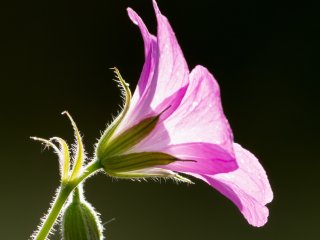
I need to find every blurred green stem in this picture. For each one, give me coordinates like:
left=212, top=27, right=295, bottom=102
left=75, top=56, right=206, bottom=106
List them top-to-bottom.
left=34, top=160, right=101, bottom=240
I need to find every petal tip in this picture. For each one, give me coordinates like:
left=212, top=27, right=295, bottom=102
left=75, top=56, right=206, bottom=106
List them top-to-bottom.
left=152, top=0, right=161, bottom=14
left=127, top=7, right=139, bottom=25
left=233, top=143, right=274, bottom=205
left=247, top=205, right=270, bottom=227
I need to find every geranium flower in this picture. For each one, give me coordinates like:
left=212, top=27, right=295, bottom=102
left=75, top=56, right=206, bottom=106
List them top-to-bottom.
left=96, top=0, right=273, bottom=227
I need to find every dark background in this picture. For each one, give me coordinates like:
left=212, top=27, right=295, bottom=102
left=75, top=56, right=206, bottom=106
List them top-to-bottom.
left=1, top=0, right=319, bottom=239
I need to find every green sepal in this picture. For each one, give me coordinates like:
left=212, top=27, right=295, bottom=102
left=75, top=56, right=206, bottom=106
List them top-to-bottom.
left=97, top=67, right=132, bottom=158
left=99, top=114, right=161, bottom=158
left=102, top=152, right=178, bottom=176
left=105, top=168, right=194, bottom=184
left=108, top=168, right=176, bottom=179
left=62, top=189, right=103, bottom=240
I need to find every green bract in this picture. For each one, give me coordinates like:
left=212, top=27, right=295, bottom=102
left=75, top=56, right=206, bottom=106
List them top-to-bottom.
left=31, top=111, right=85, bottom=184
left=31, top=111, right=104, bottom=240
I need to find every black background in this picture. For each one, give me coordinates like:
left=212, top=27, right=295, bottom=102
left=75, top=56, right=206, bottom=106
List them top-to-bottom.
left=1, top=0, right=319, bottom=239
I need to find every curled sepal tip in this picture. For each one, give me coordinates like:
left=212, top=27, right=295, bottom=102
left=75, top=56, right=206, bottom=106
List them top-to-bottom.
left=30, top=136, right=70, bottom=182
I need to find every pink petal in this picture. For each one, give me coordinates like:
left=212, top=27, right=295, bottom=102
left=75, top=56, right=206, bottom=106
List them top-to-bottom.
left=131, top=0, right=190, bottom=118
left=147, top=0, right=189, bottom=110
left=117, top=2, right=189, bottom=135
left=125, top=8, right=157, bottom=112
left=127, top=8, right=153, bottom=58
left=130, top=66, right=236, bottom=174
left=165, top=66, right=233, bottom=152
left=161, top=142, right=237, bottom=174
left=191, top=143, right=273, bottom=227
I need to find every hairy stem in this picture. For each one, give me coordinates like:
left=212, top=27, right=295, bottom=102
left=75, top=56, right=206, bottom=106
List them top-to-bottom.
left=33, top=160, right=102, bottom=240
left=34, top=185, right=73, bottom=240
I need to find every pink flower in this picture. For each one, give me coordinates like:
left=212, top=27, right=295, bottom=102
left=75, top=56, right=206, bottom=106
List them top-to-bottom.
left=98, top=0, right=273, bottom=227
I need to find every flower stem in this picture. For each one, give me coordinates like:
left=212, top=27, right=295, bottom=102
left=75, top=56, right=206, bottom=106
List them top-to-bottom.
left=33, top=160, right=102, bottom=240
left=34, top=185, right=73, bottom=240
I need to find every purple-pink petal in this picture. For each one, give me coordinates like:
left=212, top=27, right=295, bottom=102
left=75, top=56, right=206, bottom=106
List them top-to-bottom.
left=130, top=0, right=189, bottom=121
left=148, top=0, right=189, bottom=110
left=116, top=2, right=189, bottom=136
left=127, top=7, right=157, bottom=102
left=123, top=8, right=157, bottom=122
left=127, top=8, right=153, bottom=59
left=130, top=66, right=236, bottom=175
left=164, top=66, right=233, bottom=152
left=161, top=142, right=237, bottom=174
left=190, top=143, right=273, bottom=227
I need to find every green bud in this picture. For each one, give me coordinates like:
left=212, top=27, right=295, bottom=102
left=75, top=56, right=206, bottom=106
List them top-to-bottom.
left=62, top=188, right=103, bottom=240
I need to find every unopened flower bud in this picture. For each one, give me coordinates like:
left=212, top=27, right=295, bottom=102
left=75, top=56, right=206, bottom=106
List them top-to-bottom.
left=62, top=188, right=104, bottom=240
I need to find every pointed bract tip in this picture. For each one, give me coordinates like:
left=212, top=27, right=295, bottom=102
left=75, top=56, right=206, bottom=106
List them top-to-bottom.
left=62, top=111, right=78, bottom=130
left=62, top=111, right=74, bottom=122
left=30, top=136, right=50, bottom=143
